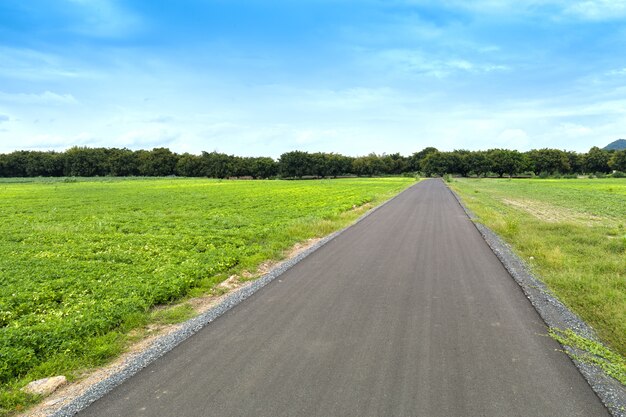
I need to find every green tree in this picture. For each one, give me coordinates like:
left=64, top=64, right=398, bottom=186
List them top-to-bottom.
left=64, top=147, right=109, bottom=176
left=409, top=147, right=438, bottom=172
left=584, top=147, right=611, bottom=174
left=108, top=148, right=139, bottom=176
left=487, top=149, right=527, bottom=177
left=526, top=149, right=570, bottom=175
left=609, top=149, right=626, bottom=172
left=279, top=151, right=314, bottom=178
left=421, top=151, right=456, bottom=177
left=466, top=151, right=492, bottom=177
left=201, top=152, right=235, bottom=178
left=175, top=153, right=204, bottom=177
left=352, top=153, right=385, bottom=176
left=250, top=157, right=278, bottom=178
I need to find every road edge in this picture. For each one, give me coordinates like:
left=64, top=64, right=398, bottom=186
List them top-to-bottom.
left=49, top=179, right=421, bottom=417
left=446, top=180, right=626, bottom=417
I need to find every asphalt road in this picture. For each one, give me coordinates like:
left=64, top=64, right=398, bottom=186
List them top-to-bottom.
left=79, top=179, right=609, bottom=417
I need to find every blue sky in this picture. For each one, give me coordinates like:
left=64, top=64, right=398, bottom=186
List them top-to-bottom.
left=1, top=0, right=625, bottom=157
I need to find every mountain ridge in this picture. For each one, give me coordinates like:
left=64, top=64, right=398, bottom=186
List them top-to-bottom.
left=603, top=139, right=626, bottom=150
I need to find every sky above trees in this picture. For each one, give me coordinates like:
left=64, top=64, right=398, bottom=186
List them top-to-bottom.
left=1, top=0, right=625, bottom=157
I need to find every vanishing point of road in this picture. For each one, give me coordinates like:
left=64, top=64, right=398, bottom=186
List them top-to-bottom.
left=79, top=179, right=609, bottom=417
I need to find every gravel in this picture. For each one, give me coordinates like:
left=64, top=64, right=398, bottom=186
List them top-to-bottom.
left=49, top=183, right=416, bottom=417
left=447, top=184, right=626, bottom=417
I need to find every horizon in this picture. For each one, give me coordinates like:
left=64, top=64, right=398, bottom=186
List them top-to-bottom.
left=1, top=1, right=626, bottom=157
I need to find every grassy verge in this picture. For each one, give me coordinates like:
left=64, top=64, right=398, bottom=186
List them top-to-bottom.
left=0, top=177, right=415, bottom=415
left=449, top=178, right=625, bottom=382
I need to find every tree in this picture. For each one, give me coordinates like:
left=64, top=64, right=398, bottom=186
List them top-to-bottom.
left=64, top=147, right=109, bottom=176
left=409, top=147, right=438, bottom=172
left=584, top=147, right=611, bottom=174
left=108, top=148, right=139, bottom=176
left=137, top=148, right=177, bottom=176
left=487, top=149, right=527, bottom=177
left=526, top=149, right=570, bottom=175
left=609, top=149, right=626, bottom=172
left=279, top=151, right=314, bottom=178
left=421, top=151, right=456, bottom=177
left=466, top=151, right=492, bottom=177
left=565, top=151, right=584, bottom=174
left=201, top=152, right=235, bottom=178
left=175, top=153, right=204, bottom=177
left=310, top=153, right=330, bottom=178
left=352, top=153, right=385, bottom=176
left=380, top=153, right=408, bottom=175
left=326, top=154, right=353, bottom=177
left=249, top=157, right=278, bottom=178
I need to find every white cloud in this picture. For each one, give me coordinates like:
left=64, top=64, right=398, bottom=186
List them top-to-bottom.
left=64, top=0, right=144, bottom=38
left=401, top=0, right=626, bottom=21
left=564, top=0, right=626, bottom=21
left=0, top=46, right=97, bottom=81
left=371, top=49, right=509, bottom=78
left=606, top=68, right=626, bottom=76
left=0, top=91, right=78, bottom=105
left=0, top=114, right=9, bottom=123
left=556, top=122, right=592, bottom=137
left=117, top=128, right=180, bottom=148
left=497, top=129, right=530, bottom=149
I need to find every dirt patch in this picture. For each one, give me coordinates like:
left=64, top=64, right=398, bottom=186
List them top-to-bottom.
left=501, top=198, right=603, bottom=226
left=19, top=237, right=323, bottom=417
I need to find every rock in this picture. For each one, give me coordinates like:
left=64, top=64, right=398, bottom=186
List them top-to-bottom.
left=21, top=376, right=67, bottom=396
left=44, top=397, right=66, bottom=406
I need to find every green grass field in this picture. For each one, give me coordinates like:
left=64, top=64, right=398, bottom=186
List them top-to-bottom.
left=0, top=177, right=414, bottom=413
left=450, top=178, right=626, bottom=383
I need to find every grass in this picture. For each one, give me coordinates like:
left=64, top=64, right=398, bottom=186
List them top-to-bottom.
left=0, top=176, right=414, bottom=415
left=450, top=178, right=625, bottom=382
left=550, top=328, right=626, bottom=385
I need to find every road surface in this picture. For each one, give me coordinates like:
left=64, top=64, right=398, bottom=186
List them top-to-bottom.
left=79, top=179, right=608, bottom=417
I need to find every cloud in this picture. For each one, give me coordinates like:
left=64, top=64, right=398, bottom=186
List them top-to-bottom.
left=64, top=0, right=144, bottom=38
left=400, top=0, right=626, bottom=21
left=564, top=0, right=626, bottom=21
left=0, top=46, right=97, bottom=81
left=370, top=49, right=509, bottom=78
left=606, top=68, right=626, bottom=76
left=0, top=91, right=78, bottom=105
left=0, top=114, right=9, bottom=123
left=145, top=115, right=176, bottom=124
left=117, top=128, right=180, bottom=148
left=497, top=128, right=530, bottom=148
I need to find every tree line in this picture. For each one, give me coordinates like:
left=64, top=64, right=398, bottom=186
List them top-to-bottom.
left=0, top=146, right=625, bottom=178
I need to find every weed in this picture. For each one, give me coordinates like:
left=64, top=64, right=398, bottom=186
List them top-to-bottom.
left=150, top=304, right=196, bottom=325
left=550, top=328, right=626, bottom=385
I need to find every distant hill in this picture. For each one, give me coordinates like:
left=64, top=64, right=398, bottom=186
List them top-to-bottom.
left=603, top=139, right=626, bottom=150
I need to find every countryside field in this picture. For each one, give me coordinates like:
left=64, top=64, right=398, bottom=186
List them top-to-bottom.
left=0, top=177, right=414, bottom=413
left=451, top=178, right=626, bottom=381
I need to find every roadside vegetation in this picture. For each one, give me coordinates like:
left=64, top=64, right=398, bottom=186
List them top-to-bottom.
left=0, top=177, right=413, bottom=414
left=450, top=178, right=626, bottom=382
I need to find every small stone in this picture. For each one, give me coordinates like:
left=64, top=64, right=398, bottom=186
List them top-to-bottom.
left=21, top=376, right=67, bottom=396
left=44, top=397, right=66, bottom=406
